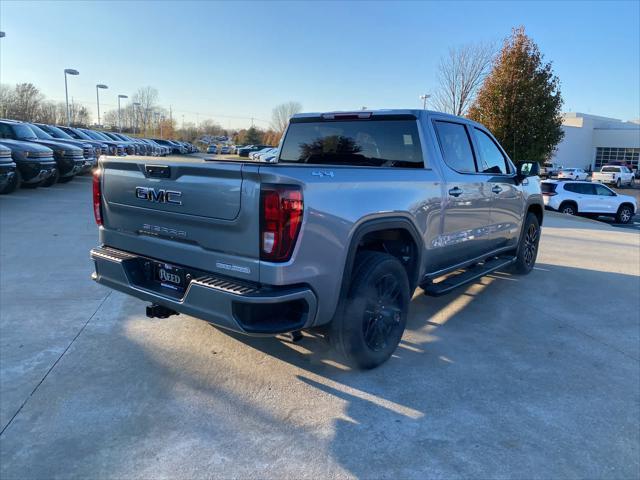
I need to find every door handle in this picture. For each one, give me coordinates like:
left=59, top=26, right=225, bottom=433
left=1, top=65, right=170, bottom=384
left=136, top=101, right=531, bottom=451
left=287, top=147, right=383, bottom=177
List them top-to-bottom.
left=491, top=185, right=503, bottom=194
left=448, top=187, right=463, bottom=197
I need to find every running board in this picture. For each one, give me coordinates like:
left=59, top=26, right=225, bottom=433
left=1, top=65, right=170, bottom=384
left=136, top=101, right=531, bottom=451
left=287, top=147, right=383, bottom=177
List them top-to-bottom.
left=422, top=256, right=516, bottom=296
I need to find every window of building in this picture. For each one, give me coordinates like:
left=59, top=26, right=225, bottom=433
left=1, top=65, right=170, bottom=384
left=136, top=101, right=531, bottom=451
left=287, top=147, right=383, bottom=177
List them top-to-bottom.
left=595, top=147, right=640, bottom=169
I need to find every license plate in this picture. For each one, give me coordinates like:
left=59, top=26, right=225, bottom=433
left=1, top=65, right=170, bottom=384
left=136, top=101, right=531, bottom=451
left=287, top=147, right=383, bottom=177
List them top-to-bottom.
left=154, top=262, right=186, bottom=291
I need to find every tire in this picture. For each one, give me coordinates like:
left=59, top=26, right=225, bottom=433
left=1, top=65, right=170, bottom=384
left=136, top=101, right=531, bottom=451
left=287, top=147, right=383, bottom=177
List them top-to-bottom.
left=0, top=169, right=19, bottom=194
left=40, top=169, right=59, bottom=187
left=20, top=170, right=41, bottom=189
left=57, top=174, right=74, bottom=184
left=616, top=178, right=621, bottom=188
left=559, top=202, right=577, bottom=216
left=616, top=204, right=634, bottom=224
left=511, top=212, right=541, bottom=275
left=329, top=251, right=410, bottom=369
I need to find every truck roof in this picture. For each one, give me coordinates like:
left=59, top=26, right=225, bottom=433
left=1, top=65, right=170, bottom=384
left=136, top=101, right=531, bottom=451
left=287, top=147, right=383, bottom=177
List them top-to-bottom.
left=290, top=109, right=471, bottom=123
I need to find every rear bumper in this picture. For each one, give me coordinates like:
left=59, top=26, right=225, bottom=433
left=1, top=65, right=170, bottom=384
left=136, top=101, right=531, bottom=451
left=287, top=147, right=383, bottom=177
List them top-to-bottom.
left=90, top=246, right=317, bottom=335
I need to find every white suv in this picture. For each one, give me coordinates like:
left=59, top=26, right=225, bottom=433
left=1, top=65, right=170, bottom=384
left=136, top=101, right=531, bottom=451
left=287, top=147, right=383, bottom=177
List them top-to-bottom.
left=542, top=180, right=636, bottom=224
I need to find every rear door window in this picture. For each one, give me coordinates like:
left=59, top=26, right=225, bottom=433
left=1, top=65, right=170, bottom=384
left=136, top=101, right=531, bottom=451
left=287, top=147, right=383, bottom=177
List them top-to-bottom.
left=279, top=119, right=423, bottom=168
left=433, top=121, right=476, bottom=173
left=473, top=128, right=509, bottom=174
left=564, top=183, right=595, bottom=194
left=595, top=184, right=615, bottom=196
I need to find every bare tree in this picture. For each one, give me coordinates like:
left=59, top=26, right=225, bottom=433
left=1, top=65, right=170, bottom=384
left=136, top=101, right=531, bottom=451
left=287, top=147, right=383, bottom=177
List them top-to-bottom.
left=432, top=43, right=495, bottom=116
left=11, top=83, right=44, bottom=121
left=0, top=84, right=15, bottom=118
left=132, top=86, right=159, bottom=134
left=35, top=101, right=59, bottom=124
left=270, top=101, right=302, bottom=134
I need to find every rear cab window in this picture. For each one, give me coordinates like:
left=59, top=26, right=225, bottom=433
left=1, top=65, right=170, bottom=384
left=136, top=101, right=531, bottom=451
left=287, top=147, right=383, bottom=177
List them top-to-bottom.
left=279, top=117, right=424, bottom=168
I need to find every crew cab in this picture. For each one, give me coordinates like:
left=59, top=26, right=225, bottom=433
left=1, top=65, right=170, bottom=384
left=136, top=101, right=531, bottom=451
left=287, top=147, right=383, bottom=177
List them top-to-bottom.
left=91, top=110, right=543, bottom=369
left=592, top=165, right=634, bottom=188
left=542, top=180, right=636, bottom=223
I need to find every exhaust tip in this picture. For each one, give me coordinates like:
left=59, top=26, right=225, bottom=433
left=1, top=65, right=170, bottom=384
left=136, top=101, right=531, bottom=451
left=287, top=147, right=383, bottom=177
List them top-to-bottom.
left=146, top=303, right=179, bottom=319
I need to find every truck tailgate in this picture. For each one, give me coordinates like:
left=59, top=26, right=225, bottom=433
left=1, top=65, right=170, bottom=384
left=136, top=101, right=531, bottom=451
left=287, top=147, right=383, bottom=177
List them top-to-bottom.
left=99, top=158, right=261, bottom=282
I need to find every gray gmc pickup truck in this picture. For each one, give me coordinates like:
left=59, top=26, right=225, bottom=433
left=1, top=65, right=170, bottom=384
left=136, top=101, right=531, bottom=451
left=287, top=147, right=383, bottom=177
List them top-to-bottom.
left=91, top=109, right=543, bottom=368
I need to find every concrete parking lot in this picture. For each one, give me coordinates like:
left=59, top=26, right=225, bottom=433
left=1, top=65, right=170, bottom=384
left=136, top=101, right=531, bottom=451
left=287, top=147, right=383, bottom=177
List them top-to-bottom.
left=1, top=176, right=639, bottom=479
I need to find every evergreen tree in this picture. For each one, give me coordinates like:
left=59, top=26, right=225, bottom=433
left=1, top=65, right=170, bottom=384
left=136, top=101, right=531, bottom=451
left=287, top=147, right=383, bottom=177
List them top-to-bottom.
left=468, top=27, right=564, bottom=163
left=244, top=126, right=263, bottom=145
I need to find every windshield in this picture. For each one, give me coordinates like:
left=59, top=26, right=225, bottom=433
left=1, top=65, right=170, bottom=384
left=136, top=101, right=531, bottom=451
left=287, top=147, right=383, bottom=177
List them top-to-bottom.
left=280, top=119, right=424, bottom=168
left=10, top=123, right=39, bottom=140
left=28, top=124, right=54, bottom=140
left=43, top=125, right=74, bottom=139
left=67, top=128, right=91, bottom=140
left=87, top=130, right=111, bottom=141
left=601, top=166, right=619, bottom=172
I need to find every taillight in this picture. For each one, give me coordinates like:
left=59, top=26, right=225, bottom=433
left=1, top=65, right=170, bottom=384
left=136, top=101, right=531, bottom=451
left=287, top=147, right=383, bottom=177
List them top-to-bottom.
left=93, top=169, right=103, bottom=226
left=260, top=185, right=303, bottom=262
left=542, top=192, right=557, bottom=196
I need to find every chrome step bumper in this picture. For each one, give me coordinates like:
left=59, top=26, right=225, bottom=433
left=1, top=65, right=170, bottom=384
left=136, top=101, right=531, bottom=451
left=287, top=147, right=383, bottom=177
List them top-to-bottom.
left=90, top=246, right=317, bottom=335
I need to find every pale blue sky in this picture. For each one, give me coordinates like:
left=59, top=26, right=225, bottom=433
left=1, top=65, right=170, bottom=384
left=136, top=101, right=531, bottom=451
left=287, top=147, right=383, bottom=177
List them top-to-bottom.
left=1, top=0, right=638, bottom=129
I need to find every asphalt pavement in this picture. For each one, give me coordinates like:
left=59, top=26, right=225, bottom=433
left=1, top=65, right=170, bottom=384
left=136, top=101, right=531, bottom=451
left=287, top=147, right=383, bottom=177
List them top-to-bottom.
left=1, top=176, right=639, bottom=479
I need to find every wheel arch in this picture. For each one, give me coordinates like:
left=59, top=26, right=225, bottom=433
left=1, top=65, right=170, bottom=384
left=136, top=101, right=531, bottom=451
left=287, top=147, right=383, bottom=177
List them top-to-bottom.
left=558, top=199, right=578, bottom=213
left=527, top=202, right=544, bottom=226
left=618, top=202, right=636, bottom=214
left=339, top=217, right=424, bottom=300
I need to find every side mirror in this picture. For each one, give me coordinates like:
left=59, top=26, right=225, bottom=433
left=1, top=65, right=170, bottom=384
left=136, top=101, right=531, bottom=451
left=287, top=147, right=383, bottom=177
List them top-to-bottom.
left=515, top=162, right=540, bottom=185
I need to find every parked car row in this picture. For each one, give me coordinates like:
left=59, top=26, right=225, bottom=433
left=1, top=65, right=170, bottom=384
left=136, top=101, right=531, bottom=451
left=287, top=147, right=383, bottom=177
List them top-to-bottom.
left=0, top=118, right=197, bottom=193
left=206, top=144, right=236, bottom=155
left=237, top=144, right=273, bottom=157
left=249, top=147, right=279, bottom=162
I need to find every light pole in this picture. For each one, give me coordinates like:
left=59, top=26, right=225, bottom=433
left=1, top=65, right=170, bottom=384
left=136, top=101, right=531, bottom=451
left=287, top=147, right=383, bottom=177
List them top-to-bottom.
left=64, top=68, right=79, bottom=126
left=96, top=84, right=108, bottom=127
left=117, top=94, right=128, bottom=132
left=419, top=94, right=431, bottom=110
left=133, top=102, right=141, bottom=135
left=154, top=112, right=160, bottom=136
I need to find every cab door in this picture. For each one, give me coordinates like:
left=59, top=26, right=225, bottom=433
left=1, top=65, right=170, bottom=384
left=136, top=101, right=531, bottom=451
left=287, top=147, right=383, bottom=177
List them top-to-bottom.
left=431, top=120, right=494, bottom=270
left=470, top=127, right=524, bottom=250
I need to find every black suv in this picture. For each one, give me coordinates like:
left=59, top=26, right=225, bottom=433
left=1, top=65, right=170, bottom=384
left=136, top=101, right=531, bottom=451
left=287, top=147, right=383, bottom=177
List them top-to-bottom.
left=0, top=120, right=84, bottom=183
left=29, top=123, right=96, bottom=173
left=37, top=124, right=108, bottom=163
left=0, top=139, right=57, bottom=189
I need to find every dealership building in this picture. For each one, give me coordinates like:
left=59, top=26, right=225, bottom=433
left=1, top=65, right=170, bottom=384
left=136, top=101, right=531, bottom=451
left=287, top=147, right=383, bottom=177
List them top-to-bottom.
left=550, top=112, right=640, bottom=171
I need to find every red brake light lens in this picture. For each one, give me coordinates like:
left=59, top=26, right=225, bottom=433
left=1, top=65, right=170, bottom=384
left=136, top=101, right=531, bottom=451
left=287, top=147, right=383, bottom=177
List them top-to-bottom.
left=93, top=169, right=103, bottom=226
left=260, top=186, right=303, bottom=262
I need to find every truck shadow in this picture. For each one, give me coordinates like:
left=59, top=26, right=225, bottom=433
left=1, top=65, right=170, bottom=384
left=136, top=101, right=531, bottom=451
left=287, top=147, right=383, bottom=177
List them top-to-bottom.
left=203, top=262, right=639, bottom=477
left=26, top=263, right=635, bottom=478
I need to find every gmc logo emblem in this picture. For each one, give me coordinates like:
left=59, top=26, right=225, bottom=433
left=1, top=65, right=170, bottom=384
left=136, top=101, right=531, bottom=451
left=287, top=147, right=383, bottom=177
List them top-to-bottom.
left=135, top=186, right=182, bottom=205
